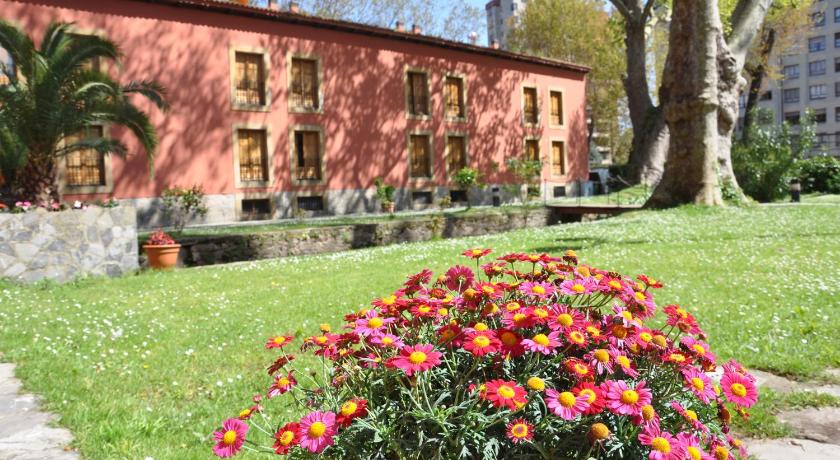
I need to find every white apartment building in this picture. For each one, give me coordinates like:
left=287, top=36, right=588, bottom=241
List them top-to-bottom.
left=485, top=0, right=529, bottom=48
left=746, top=0, right=840, bottom=156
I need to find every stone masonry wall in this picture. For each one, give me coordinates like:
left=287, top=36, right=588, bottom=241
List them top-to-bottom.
left=0, top=206, right=138, bottom=283
left=171, top=208, right=555, bottom=267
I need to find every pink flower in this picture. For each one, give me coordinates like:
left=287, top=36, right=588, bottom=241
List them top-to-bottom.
left=444, top=265, right=475, bottom=292
left=559, top=277, right=596, bottom=295
left=518, top=281, right=555, bottom=299
left=549, top=305, right=584, bottom=331
left=353, top=310, right=395, bottom=337
left=521, top=331, right=561, bottom=355
left=368, top=333, right=404, bottom=349
left=681, top=336, right=717, bottom=364
left=387, top=344, right=442, bottom=376
left=609, top=346, right=639, bottom=378
left=586, top=348, right=614, bottom=375
left=682, top=367, right=716, bottom=403
left=721, top=370, right=758, bottom=408
left=268, top=371, right=297, bottom=398
left=603, top=380, right=653, bottom=416
left=546, top=389, right=590, bottom=420
left=298, top=411, right=337, bottom=453
left=212, top=418, right=248, bottom=457
left=638, top=424, right=683, bottom=460
left=677, top=432, right=713, bottom=460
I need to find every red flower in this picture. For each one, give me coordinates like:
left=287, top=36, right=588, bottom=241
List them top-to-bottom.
left=462, top=248, right=492, bottom=259
left=444, top=265, right=475, bottom=292
left=462, top=330, right=501, bottom=356
left=265, top=334, right=294, bottom=349
left=387, top=344, right=442, bottom=376
left=482, top=380, right=527, bottom=410
left=573, top=382, right=605, bottom=415
left=336, top=398, right=368, bottom=427
left=506, top=418, right=534, bottom=443
left=273, top=422, right=301, bottom=454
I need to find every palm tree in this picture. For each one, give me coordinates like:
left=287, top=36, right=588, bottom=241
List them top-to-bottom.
left=0, top=20, right=168, bottom=203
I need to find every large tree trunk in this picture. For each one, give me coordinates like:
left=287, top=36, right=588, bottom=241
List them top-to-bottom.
left=646, top=0, right=724, bottom=207
left=16, top=155, right=59, bottom=204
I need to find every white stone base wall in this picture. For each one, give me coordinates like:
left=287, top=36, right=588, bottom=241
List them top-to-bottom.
left=0, top=206, right=138, bottom=283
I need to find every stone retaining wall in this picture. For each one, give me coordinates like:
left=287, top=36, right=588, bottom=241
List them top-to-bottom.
left=0, top=207, right=138, bottom=283
left=169, top=208, right=556, bottom=267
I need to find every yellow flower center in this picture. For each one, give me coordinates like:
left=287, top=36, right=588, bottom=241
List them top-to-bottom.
left=471, top=249, right=483, bottom=256
left=565, top=249, right=576, bottom=257
left=578, top=266, right=591, bottom=277
left=608, top=280, right=622, bottom=290
left=572, top=283, right=586, bottom=293
left=482, top=285, right=495, bottom=295
left=532, top=285, right=546, bottom=295
left=635, top=291, right=646, bottom=301
left=382, top=296, right=396, bottom=305
left=506, top=302, right=521, bottom=312
left=418, top=305, right=431, bottom=313
left=676, top=307, right=688, bottom=318
left=438, top=308, right=448, bottom=316
left=533, top=308, right=549, bottom=319
left=621, top=311, right=633, bottom=321
left=513, top=313, right=527, bottom=323
left=557, top=314, right=573, bottom=327
left=367, top=317, right=383, bottom=328
left=474, top=322, right=489, bottom=331
left=319, top=323, right=331, bottom=332
left=612, top=325, right=628, bottom=338
left=587, top=326, right=600, bottom=337
left=441, top=330, right=455, bottom=341
left=570, top=331, right=585, bottom=344
left=500, top=332, right=518, bottom=346
left=639, top=332, right=652, bottom=343
left=533, top=334, right=550, bottom=346
left=651, top=335, right=667, bottom=347
left=274, top=336, right=287, bottom=345
left=315, top=336, right=328, bottom=344
left=473, top=336, right=491, bottom=348
left=381, top=337, right=394, bottom=345
left=692, top=344, right=706, bottom=355
left=594, top=349, right=609, bottom=362
left=409, top=351, right=427, bottom=365
left=669, top=353, right=686, bottom=363
left=617, top=355, right=631, bottom=369
left=574, top=363, right=589, bottom=375
left=278, top=377, right=290, bottom=387
left=527, top=377, right=545, bottom=391
left=691, top=377, right=705, bottom=391
left=731, top=383, right=747, bottom=397
left=497, top=385, right=515, bottom=399
left=579, top=388, right=596, bottom=404
left=620, top=389, right=639, bottom=405
left=559, top=391, right=577, bottom=408
left=340, top=401, right=358, bottom=416
left=641, top=404, right=655, bottom=421
left=239, top=409, right=251, bottom=418
left=685, top=409, right=698, bottom=421
left=309, top=421, right=327, bottom=438
left=511, top=423, right=529, bottom=438
left=589, top=423, right=610, bottom=440
left=222, top=430, right=238, bottom=445
left=279, top=430, right=295, bottom=445
left=651, top=437, right=671, bottom=453
left=687, top=446, right=702, bottom=460
left=714, top=446, right=730, bottom=460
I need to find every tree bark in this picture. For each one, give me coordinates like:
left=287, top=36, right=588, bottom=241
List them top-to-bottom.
left=646, top=0, right=724, bottom=207
left=742, top=28, right=775, bottom=135
left=16, top=155, right=59, bottom=204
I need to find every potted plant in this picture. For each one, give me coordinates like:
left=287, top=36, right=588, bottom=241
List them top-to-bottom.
left=452, top=167, right=481, bottom=209
left=374, top=178, right=396, bottom=213
left=143, top=230, right=181, bottom=269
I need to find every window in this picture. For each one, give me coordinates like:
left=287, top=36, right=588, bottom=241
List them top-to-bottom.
left=835, top=7, right=840, bottom=23
left=812, top=12, right=825, bottom=27
left=835, top=32, right=840, bottom=48
left=809, top=36, right=826, bottom=52
left=233, top=52, right=266, bottom=106
left=290, top=57, right=319, bottom=111
left=836, top=58, right=840, bottom=72
left=809, top=60, right=826, bottom=76
left=783, top=65, right=799, bottom=79
left=407, top=71, right=429, bottom=116
left=444, top=76, right=465, bottom=119
left=836, top=82, right=840, bottom=97
left=810, top=84, right=827, bottom=100
left=523, top=87, right=538, bottom=124
left=783, top=88, right=800, bottom=103
left=549, top=91, right=563, bottom=126
left=760, top=91, right=772, bottom=101
left=834, top=107, right=840, bottom=122
left=814, top=108, right=827, bottom=123
left=784, top=111, right=801, bottom=125
left=65, top=126, right=105, bottom=186
left=237, top=129, right=269, bottom=182
left=293, top=130, right=322, bottom=181
left=815, top=132, right=830, bottom=147
left=836, top=132, right=840, bottom=147
left=409, top=134, right=432, bottom=178
left=446, top=135, right=467, bottom=174
left=525, top=139, right=540, bottom=162
left=550, top=141, right=565, bottom=176
left=449, top=189, right=467, bottom=203
left=411, top=191, right=433, bottom=205
left=297, top=196, right=324, bottom=212
left=241, top=198, right=271, bottom=220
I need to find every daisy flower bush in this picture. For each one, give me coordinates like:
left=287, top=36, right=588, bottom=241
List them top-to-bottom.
left=211, top=248, right=758, bottom=459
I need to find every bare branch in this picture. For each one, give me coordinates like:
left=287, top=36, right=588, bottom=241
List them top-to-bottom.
left=608, top=0, right=633, bottom=20
left=642, top=0, right=656, bottom=22
left=727, top=0, right=773, bottom=67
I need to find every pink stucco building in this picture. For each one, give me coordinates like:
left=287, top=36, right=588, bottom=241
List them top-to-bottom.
left=1, top=0, right=589, bottom=226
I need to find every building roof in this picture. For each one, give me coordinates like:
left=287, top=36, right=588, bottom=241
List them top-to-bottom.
left=137, top=0, right=590, bottom=74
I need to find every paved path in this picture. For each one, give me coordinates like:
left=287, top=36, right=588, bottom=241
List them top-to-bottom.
left=0, top=363, right=77, bottom=459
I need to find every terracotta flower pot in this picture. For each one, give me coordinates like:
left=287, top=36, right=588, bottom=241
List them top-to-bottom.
left=382, top=201, right=396, bottom=214
left=144, top=244, right=181, bottom=269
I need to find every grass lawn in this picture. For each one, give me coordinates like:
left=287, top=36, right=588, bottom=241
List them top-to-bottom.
left=1, top=203, right=839, bottom=458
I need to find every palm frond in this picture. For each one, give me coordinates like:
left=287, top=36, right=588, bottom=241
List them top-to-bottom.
left=0, top=19, right=35, bottom=80
left=121, top=80, right=170, bottom=111
left=55, top=136, right=128, bottom=158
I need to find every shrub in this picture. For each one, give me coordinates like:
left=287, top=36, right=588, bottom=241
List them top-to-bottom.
left=733, top=108, right=815, bottom=202
left=797, top=156, right=840, bottom=194
left=505, top=157, right=542, bottom=203
left=452, top=168, right=481, bottom=208
left=374, top=178, right=396, bottom=204
left=162, top=185, right=208, bottom=233
left=146, top=229, right=176, bottom=246
left=211, top=249, right=757, bottom=460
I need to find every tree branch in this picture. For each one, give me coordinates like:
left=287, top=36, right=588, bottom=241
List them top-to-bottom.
left=608, top=0, right=633, bottom=20
left=642, top=0, right=656, bottom=22
left=727, top=0, right=773, bottom=68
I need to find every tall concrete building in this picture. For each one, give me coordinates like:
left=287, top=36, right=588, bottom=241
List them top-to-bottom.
left=485, top=0, right=529, bottom=48
left=745, top=1, right=840, bottom=156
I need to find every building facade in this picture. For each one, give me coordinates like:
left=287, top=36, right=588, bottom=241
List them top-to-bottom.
left=2, top=0, right=588, bottom=227
left=485, top=0, right=529, bottom=48
left=744, top=0, right=840, bottom=156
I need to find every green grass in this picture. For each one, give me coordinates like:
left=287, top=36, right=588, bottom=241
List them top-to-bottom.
left=549, top=184, right=652, bottom=206
left=2, top=203, right=840, bottom=458
left=732, top=389, right=840, bottom=439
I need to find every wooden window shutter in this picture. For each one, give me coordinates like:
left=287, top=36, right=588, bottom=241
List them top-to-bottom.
left=235, top=53, right=264, bottom=105
left=291, top=58, right=319, bottom=110
left=290, top=61, right=302, bottom=109
left=409, top=72, right=428, bottom=115
left=445, top=77, right=463, bottom=118
left=524, top=87, right=538, bottom=124
left=550, top=92, right=563, bottom=125
left=65, top=126, right=105, bottom=186
left=238, top=130, right=268, bottom=182
left=296, top=131, right=321, bottom=180
left=410, top=135, right=431, bottom=178
left=447, top=136, right=466, bottom=172
left=526, top=139, right=540, bottom=162
left=551, top=141, right=565, bottom=175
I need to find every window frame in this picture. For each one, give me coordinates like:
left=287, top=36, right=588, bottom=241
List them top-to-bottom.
left=808, top=36, right=826, bottom=53
left=229, top=46, right=272, bottom=112
left=286, top=53, right=324, bottom=114
left=809, top=59, right=827, bottom=76
left=783, top=64, right=799, bottom=79
left=404, top=67, right=432, bottom=120
left=442, top=72, right=468, bottom=122
left=521, top=84, right=540, bottom=127
left=809, top=84, right=827, bottom=100
left=548, top=88, right=565, bottom=128
left=783, top=88, right=800, bottom=103
left=814, top=108, right=827, bottom=123
left=784, top=111, right=801, bottom=125
left=58, top=123, right=114, bottom=195
left=232, top=124, right=273, bottom=188
left=289, top=125, right=327, bottom=185
left=406, top=131, right=434, bottom=181
left=444, top=132, right=469, bottom=178
left=523, top=136, right=542, bottom=164
left=549, top=139, right=566, bottom=177
left=293, top=191, right=328, bottom=215
left=235, top=192, right=278, bottom=221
